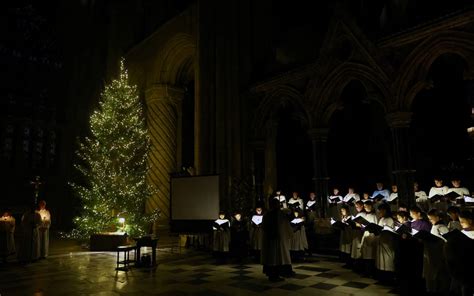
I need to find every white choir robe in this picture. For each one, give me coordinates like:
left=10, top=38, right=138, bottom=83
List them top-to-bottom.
left=429, top=186, right=449, bottom=211
left=447, top=187, right=470, bottom=205
left=372, top=189, right=390, bottom=202
left=415, top=190, right=429, bottom=212
left=342, top=193, right=360, bottom=203
left=274, top=195, right=287, bottom=209
left=327, top=195, right=343, bottom=218
left=287, top=198, right=304, bottom=210
left=37, top=209, right=51, bottom=258
left=261, top=210, right=293, bottom=267
left=18, top=211, right=42, bottom=262
left=350, top=212, right=365, bottom=259
left=360, top=212, right=378, bottom=260
left=249, top=215, right=263, bottom=250
left=0, top=216, right=16, bottom=257
left=339, top=216, right=352, bottom=254
left=375, top=217, right=396, bottom=272
left=290, top=218, right=308, bottom=251
left=212, top=219, right=230, bottom=252
left=423, top=223, right=450, bottom=293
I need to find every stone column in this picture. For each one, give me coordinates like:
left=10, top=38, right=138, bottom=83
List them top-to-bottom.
left=145, top=84, right=184, bottom=230
left=386, top=111, right=416, bottom=209
left=308, top=128, right=330, bottom=218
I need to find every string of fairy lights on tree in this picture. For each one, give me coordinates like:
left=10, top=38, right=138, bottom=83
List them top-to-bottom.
left=69, top=58, right=159, bottom=239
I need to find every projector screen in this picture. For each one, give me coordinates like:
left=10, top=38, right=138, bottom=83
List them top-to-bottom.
left=171, top=175, right=220, bottom=220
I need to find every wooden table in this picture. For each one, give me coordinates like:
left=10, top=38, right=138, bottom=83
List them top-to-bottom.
left=133, top=236, right=158, bottom=267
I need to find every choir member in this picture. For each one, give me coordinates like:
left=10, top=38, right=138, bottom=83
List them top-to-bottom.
left=429, top=177, right=449, bottom=212
left=447, top=178, right=470, bottom=205
left=371, top=182, right=390, bottom=203
left=414, top=182, right=429, bottom=213
left=387, top=185, right=398, bottom=212
left=387, top=185, right=398, bottom=203
left=343, top=187, right=360, bottom=204
left=327, top=188, right=343, bottom=218
left=273, top=190, right=287, bottom=209
left=287, top=192, right=304, bottom=211
left=305, top=192, right=318, bottom=255
left=305, top=192, right=318, bottom=217
left=361, top=192, right=371, bottom=202
left=261, top=198, right=294, bottom=282
left=37, top=200, right=51, bottom=259
left=350, top=200, right=366, bottom=270
left=360, top=200, right=378, bottom=276
left=375, top=203, right=396, bottom=283
left=18, top=205, right=42, bottom=263
left=338, top=205, right=352, bottom=267
left=249, top=206, right=264, bottom=259
left=409, top=206, right=431, bottom=232
left=446, top=206, right=462, bottom=231
left=289, top=209, right=308, bottom=261
left=423, top=209, right=450, bottom=294
left=427, top=209, right=449, bottom=237
left=0, top=210, right=16, bottom=263
left=395, top=210, right=424, bottom=294
left=445, top=210, right=474, bottom=296
left=459, top=210, right=474, bottom=239
left=212, top=211, right=231, bottom=262
left=230, top=211, right=248, bottom=262
left=395, top=211, right=411, bottom=228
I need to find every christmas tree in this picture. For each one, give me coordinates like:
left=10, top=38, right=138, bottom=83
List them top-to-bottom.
left=70, top=59, right=159, bottom=239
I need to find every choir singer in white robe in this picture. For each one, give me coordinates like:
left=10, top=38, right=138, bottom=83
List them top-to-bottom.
left=261, top=198, right=294, bottom=282
left=37, top=200, right=51, bottom=258
left=0, top=210, right=16, bottom=262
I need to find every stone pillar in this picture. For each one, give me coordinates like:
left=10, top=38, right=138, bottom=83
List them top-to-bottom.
left=145, top=84, right=184, bottom=230
left=386, top=111, right=416, bottom=209
left=263, top=121, right=278, bottom=202
left=308, top=128, right=330, bottom=218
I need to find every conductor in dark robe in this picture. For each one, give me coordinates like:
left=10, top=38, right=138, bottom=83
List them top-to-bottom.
left=261, top=198, right=294, bottom=282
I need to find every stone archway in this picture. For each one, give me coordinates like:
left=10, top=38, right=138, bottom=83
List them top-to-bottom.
left=143, top=33, right=196, bottom=228
left=251, top=86, right=311, bottom=201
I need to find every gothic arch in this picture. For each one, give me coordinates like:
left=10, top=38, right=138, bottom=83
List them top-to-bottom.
left=396, top=30, right=474, bottom=110
left=148, top=33, right=196, bottom=86
left=308, top=62, right=391, bottom=126
left=252, top=85, right=311, bottom=138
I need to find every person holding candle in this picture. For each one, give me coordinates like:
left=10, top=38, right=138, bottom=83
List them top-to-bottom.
left=37, top=200, right=51, bottom=259
left=0, top=210, right=16, bottom=262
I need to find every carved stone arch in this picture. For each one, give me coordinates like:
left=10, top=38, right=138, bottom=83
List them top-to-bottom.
left=396, top=30, right=474, bottom=111
left=148, top=33, right=196, bottom=86
left=308, top=62, right=390, bottom=126
left=252, top=86, right=311, bottom=138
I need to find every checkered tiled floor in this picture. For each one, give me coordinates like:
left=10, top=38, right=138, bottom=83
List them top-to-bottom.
left=0, top=246, right=398, bottom=295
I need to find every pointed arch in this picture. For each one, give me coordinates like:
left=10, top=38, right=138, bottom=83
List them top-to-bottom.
left=396, top=30, right=474, bottom=110
left=308, top=62, right=391, bottom=126
left=252, top=85, right=311, bottom=138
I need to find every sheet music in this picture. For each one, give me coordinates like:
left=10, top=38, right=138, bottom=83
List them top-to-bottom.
left=251, top=215, right=263, bottom=225
left=291, top=218, right=304, bottom=224
left=215, top=219, right=229, bottom=225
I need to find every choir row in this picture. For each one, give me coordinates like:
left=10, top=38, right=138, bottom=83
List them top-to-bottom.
left=333, top=200, right=474, bottom=295
left=0, top=201, right=51, bottom=263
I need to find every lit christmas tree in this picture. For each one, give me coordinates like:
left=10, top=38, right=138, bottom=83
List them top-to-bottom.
left=70, top=59, right=159, bottom=238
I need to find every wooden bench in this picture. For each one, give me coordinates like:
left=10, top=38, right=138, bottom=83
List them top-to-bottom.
left=115, top=245, right=136, bottom=271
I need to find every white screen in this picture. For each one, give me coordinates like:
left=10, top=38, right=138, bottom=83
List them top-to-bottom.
left=171, top=175, right=220, bottom=220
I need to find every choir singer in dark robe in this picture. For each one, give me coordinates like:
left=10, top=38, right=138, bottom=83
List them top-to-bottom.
left=261, top=198, right=294, bottom=282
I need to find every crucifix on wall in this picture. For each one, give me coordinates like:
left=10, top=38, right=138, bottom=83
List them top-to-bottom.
left=30, top=175, right=43, bottom=206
